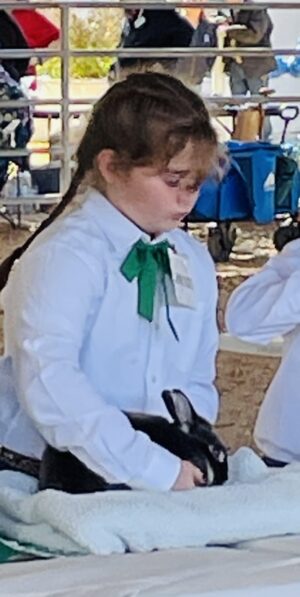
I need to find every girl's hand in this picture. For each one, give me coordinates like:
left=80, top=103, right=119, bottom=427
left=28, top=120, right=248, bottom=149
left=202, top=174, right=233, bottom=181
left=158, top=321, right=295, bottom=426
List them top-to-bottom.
left=171, top=460, right=206, bottom=490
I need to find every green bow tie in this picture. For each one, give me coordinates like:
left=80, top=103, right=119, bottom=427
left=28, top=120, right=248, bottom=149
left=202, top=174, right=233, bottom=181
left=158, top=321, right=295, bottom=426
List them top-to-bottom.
left=120, top=238, right=172, bottom=322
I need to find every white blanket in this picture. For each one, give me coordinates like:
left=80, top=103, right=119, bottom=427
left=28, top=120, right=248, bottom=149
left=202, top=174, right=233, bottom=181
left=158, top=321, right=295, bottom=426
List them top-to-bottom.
left=0, top=447, right=299, bottom=557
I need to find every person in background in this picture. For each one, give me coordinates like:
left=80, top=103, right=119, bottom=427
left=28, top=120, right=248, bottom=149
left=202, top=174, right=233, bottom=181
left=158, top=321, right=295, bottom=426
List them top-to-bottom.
left=217, top=0, right=276, bottom=140
left=223, top=0, right=276, bottom=97
left=110, top=9, right=194, bottom=79
left=187, top=9, right=218, bottom=86
left=0, top=10, right=29, bottom=83
left=0, top=12, right=33, bottom=193
left=0, top=63, right=33, bottom=194
left=226, top=229, right=300, bottom=468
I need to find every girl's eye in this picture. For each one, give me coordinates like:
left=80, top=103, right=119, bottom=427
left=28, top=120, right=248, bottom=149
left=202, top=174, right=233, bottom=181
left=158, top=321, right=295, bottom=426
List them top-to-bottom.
left=161, top=174, right=202, bottom=192
left=162, top=176, right=180, bottom=188
left=186, top=183, right=201, bottom=193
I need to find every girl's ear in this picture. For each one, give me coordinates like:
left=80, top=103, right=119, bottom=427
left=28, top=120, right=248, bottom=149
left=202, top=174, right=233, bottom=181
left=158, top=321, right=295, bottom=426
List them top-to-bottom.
left=95, top=149, right=118, bottom=185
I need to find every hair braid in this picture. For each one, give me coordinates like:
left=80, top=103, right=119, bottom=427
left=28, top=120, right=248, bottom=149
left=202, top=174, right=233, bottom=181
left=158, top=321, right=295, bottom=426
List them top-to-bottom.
left=0, top=165, right=84, bottom=290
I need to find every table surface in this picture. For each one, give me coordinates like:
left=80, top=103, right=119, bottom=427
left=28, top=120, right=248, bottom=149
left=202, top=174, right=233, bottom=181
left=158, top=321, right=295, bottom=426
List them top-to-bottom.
left=2, top=536, right=300, bottom=596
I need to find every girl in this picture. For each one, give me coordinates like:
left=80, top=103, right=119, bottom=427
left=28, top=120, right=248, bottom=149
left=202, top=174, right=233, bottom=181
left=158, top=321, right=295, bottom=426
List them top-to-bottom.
left=0, top=72, right=219, bottom=491
left=226, top=232, right=300, bottom=468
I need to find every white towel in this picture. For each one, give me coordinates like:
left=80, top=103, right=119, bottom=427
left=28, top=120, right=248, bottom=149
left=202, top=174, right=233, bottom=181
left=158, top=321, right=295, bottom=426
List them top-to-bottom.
left=0, top=447, right=299, bottom=557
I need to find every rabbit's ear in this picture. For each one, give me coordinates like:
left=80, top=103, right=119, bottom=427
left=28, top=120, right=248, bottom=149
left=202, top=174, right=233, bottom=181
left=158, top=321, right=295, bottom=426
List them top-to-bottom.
left=162, top=389, right=195, bottom=431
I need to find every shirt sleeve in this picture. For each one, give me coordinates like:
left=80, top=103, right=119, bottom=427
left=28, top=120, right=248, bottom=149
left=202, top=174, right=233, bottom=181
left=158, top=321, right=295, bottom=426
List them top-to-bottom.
left=228, top=10, right=270, bottom=45
left=5, top=242, right=180, bottom=491
left=225, top=242, right=300, bottom=344
left=182, top=248, right=219, bottom=424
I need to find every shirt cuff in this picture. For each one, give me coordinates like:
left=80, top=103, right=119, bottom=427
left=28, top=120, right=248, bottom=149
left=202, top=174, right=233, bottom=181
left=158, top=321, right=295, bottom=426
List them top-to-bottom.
left=130, top=445, right=181, bottom=491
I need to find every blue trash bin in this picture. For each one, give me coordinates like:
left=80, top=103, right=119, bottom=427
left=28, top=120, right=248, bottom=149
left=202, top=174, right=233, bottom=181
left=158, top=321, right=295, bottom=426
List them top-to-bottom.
left=192, top=141, right=300, bottom=225
left=193, top=156, right=251, bottom=222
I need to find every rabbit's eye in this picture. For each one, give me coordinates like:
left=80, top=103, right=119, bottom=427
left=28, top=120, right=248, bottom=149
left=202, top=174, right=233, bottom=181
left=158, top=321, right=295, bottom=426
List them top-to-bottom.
left=209, top=445, right=226, bottom=463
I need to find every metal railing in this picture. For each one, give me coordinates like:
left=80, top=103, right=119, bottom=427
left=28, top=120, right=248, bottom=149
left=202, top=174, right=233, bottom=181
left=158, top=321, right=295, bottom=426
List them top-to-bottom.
left=1, top=0, right=300, bottom=208
left=2, top=1, right=300, bottom=9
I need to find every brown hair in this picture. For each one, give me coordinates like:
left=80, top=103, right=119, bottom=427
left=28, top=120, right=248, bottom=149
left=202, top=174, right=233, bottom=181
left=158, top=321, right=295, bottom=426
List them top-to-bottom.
left=0, top=72, right=217, bottom=289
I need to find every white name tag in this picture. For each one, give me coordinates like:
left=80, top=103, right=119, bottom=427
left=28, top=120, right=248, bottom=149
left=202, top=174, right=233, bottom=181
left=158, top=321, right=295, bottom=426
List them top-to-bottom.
left=168, top=249, right=196, bottom=309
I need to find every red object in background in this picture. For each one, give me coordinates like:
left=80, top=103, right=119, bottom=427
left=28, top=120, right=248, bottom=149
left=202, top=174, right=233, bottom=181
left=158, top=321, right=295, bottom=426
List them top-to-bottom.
left=12, top=9, right=60, bottom=49
left=12, top=10, right=60, bottom=91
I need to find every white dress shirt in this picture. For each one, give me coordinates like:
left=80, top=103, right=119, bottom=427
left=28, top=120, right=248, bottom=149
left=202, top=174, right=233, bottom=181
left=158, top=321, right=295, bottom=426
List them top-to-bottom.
left=0, top=188, right=219, bottom=490
left=226, top=238, right=300, bottom=463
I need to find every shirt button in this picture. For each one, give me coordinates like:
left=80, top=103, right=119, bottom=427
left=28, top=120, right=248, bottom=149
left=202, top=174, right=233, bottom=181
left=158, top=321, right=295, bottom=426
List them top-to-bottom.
left=151, top=375, right=157, bottom=383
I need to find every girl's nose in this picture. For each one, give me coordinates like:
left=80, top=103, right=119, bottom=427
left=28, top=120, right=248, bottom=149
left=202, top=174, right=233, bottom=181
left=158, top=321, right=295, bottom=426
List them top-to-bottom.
left=177, top=188, right=197, bottom=208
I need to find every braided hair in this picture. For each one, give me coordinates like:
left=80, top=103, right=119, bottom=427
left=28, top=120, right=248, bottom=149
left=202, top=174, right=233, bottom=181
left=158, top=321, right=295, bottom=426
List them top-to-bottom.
left=0, top=72, right=217, bottom=289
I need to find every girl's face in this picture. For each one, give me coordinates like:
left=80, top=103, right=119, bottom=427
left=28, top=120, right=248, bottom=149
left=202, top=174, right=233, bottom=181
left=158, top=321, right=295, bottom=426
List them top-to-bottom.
left=99, top=142, right=214, bottom=236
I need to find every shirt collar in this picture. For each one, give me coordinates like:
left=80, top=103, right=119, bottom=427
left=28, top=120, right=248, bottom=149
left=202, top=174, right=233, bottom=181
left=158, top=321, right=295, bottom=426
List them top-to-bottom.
left=82, top=187, right=169, bottom=253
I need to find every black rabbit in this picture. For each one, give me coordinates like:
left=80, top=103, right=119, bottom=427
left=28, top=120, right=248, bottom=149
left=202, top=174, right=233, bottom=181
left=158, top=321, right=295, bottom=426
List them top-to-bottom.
left=39, top=389, right=228, bottom=493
